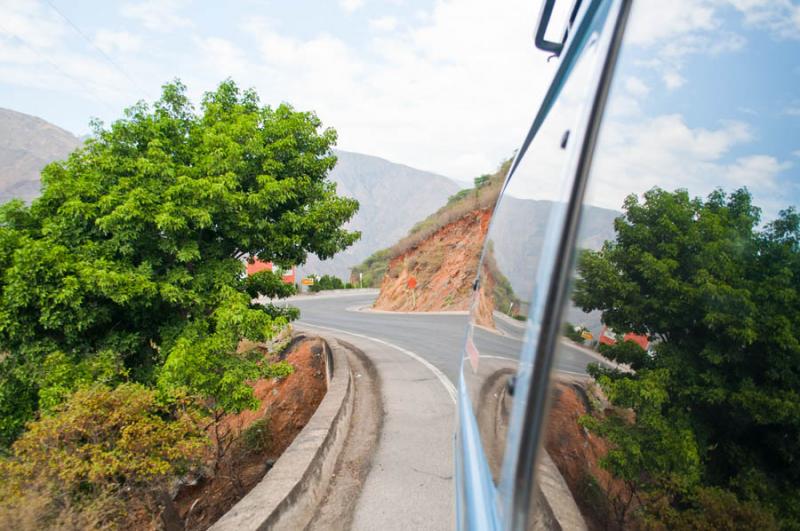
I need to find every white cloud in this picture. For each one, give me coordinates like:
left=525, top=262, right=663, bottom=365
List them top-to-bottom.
left=0, top=0, right=66, bottom=48
left=121, top=0, right=191, bottom=32
left=217, top=0, right=556, bottom=180
left=339, top=0, right=364, bottom=13
left=623, top=0, right=753, bottom=91
left=627, top=0, right=717, bottom=45
left=726, top=0, right=800, bottom=39
left=0, top=1, right=148, bottom=110
left=369, top=16, right=398, bottom=32
left=94, top=30, right=142, bottom=54
left=194, top=37, right=249, bottom=78
left=663, top=70, right=686, bottom=89
left=624, top=76, right=650, bottom=98
left=784, top=103, right=800, bottom=116
left=582, top=112, right=791, bottom=217
left=724, top=154, right=791, bottom=190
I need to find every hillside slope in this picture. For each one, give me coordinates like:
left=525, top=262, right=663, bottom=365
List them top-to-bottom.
left=0, top=108, right=81, bottom=203
left=294, top=150, right=462, bottom=280
left=371, top=162, right=510, bottom=323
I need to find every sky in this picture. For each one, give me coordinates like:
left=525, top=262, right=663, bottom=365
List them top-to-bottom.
left=0, top=0, right=797, bottom=217
left=0, top=0, right=569, bottom=182
left=500, top=0, right=800, bottom=220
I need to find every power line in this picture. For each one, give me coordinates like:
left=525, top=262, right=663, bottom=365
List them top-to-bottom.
left=42, top=0, right=155, bottom=102
left=0, top=20, right=122, bottom=117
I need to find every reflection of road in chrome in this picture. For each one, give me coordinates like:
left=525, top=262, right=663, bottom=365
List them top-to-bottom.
left=291, top=291, right=605, bottom=387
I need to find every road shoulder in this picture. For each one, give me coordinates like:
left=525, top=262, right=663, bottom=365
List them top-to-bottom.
left=297, top=325, right=456, bottom=531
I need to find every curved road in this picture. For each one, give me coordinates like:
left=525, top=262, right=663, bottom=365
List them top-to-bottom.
left=281, top=289, right=605, bottom=530
left=290, top=290, right=604, bottom=386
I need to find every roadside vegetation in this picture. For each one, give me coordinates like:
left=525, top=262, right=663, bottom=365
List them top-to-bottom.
left=0, top=79, right=359, bottom=528
left=573, top=188, right=799, bottom=529
left=307, top=274, right=356, bottom=292
left=562, top=322, right=588, bottom=345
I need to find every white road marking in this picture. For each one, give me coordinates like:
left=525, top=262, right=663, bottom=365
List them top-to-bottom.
left=297, top=322, right=457, bottom=404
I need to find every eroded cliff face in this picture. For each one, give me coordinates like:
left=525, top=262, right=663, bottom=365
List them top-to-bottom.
left=373, top=208, right=496, bottom=325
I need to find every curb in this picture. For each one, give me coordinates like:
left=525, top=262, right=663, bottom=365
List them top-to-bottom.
left=260, top=288, right=380, bottom=304
left=210, top=337, right=354, bottom=531
left=558, top=338, right=632, bottom=372
left=537, top=452, right=588, bottom=531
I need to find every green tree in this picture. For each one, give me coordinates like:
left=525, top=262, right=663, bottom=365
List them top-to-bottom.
left=0, top=79, right=359, bottom=446
left=574, top=188, right=800, bottom=526
left=308, top=274, right=345, bottom=292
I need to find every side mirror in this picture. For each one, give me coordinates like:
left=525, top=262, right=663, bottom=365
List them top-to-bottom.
left=534, top=0, right=582, bottom=56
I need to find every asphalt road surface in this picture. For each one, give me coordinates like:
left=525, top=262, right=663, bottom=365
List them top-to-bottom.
left=290, top=290, right=603, bottom=386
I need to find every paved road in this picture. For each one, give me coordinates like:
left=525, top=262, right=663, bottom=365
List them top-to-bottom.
left=283, top=290, right=605, bottom=529
left=290, top=290, right=603, bottom=386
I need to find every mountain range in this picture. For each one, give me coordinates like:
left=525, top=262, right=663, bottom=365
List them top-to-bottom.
left=0, top=108, right=81, bottom=204
left=298, top=150, right=461, bottom=280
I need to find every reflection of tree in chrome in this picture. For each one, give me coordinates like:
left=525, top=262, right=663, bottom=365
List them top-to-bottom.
left=573, top=187, right=799, bottom=528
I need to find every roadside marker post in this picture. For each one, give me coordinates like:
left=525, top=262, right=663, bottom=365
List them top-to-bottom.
left=407, top=276, right=417, bottom=309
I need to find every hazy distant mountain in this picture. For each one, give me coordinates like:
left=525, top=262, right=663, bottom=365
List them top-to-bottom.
left=0, top=108, right=81, bottom=204
left=297, top=150, right=462, bottom=280
left=491, top=197, right=619, bottom=333
left=492, top=197, right=619, bottom=300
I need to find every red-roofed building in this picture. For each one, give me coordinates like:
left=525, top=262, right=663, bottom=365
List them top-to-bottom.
left=245, top=259, right=296, bottom=284
left=598, top=326, right=649, bottom=350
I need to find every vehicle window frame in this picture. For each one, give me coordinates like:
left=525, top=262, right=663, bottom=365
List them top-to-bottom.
left=455, top=1, right=634, bottom=529
left=500, top=1, right=632, bottom=527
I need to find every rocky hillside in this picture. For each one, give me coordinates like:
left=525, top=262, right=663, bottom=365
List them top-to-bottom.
left=0, top=108, right=81, bottom=204
left=297, top=150, right=462, bottom=281
left=364, top=160, right=619, bottom=328
left=371, top=162, right=510, bottom=324
left=374, top=208, right=493, bottom=312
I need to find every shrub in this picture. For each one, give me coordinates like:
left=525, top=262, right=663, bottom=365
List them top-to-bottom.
left=308, top=274, right=346, bottom=292
left=562, top=322, right=587, bottom=344
left=264, top=360, right=294, bottom=379
left=0, top=383, right=207, bottom=529
left=241, top=417, right=271, bottom=454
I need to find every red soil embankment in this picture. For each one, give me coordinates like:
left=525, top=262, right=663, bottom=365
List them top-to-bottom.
left=373, top=208, right=496, bottom=325
left=174, top=335, right=328, bottom=530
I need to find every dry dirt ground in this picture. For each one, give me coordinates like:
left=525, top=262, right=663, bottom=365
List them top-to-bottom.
left=172, top=334, right=328, bottom=530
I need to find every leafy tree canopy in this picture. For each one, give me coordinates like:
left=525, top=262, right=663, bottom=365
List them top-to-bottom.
left=0, top=79, right=359, bottom=446
left=574, top=187, right=799, bottom=526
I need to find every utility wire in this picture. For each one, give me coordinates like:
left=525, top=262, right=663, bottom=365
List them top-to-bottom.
left=43, top=0, right=155, bottom=102
left=0, top=20, right=122, bottom=118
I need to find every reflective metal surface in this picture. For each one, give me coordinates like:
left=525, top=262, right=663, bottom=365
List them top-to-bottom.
left=456, top=0, right=632, bottom=528
left=459, top=0, right=799, bottom=529
left=550, top=1, right=800, bottom=529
